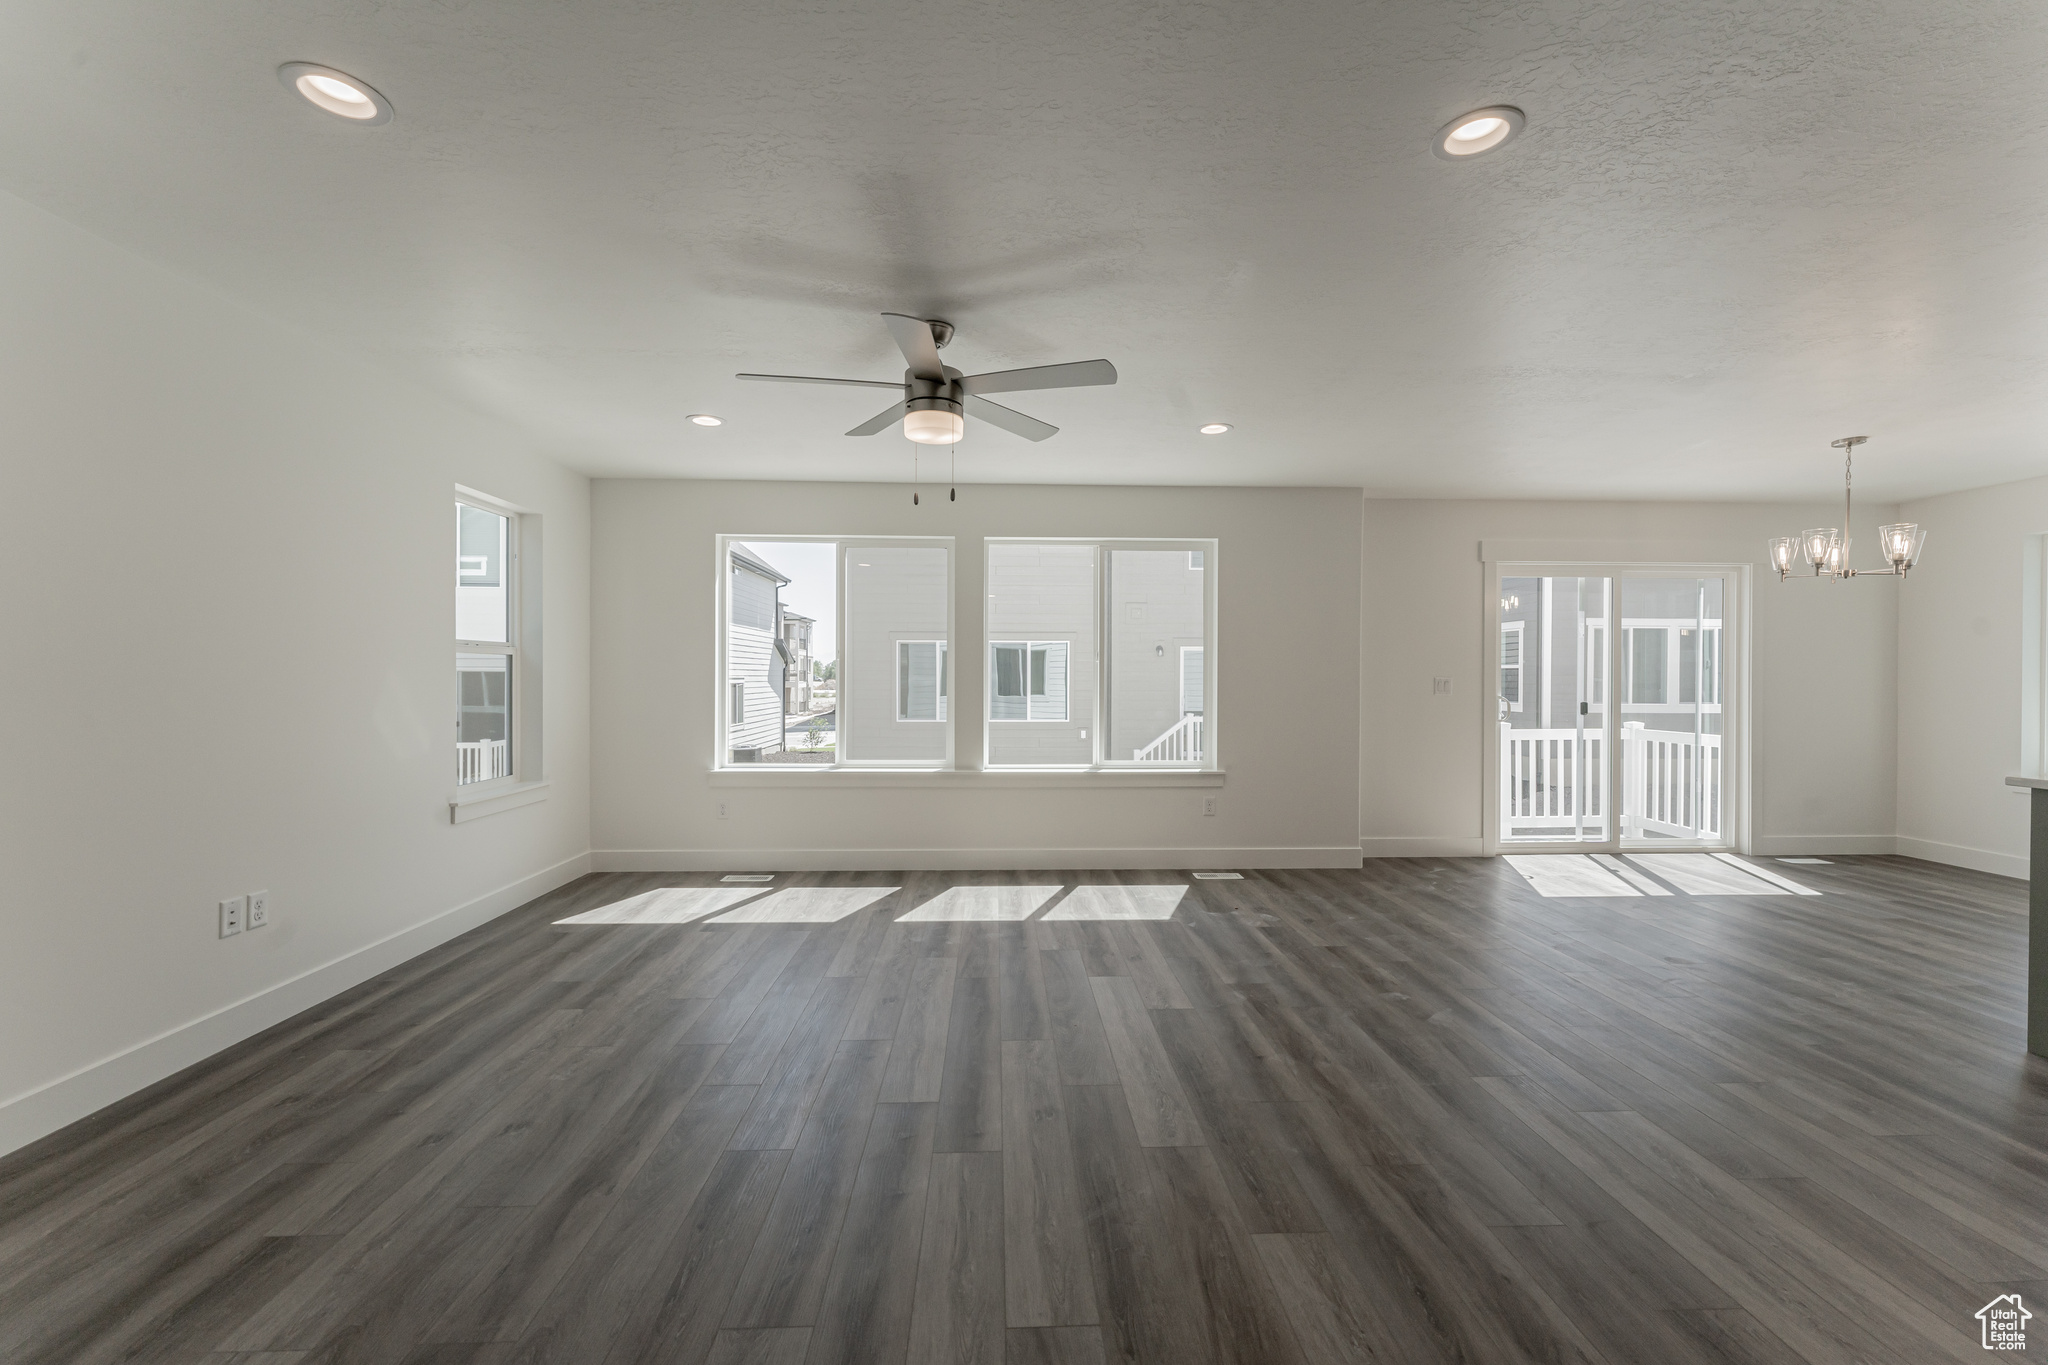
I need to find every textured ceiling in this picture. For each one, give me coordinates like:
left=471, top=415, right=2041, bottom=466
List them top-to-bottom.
left=2, top=0, right=2045, bottom=499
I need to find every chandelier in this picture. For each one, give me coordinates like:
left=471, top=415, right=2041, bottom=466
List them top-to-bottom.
left=1767, top=436, right=1926, bottom=581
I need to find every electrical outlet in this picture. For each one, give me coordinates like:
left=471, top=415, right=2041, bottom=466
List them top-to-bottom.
left=1432, top=677, right=1453, bottom=695
left=1202, top=796, right=1217, bottom=817
left=717, top=801, right=729, bottom=819
left=247, top=890, right=270, bottom=929
left=219, top=896, right=246, bottom=938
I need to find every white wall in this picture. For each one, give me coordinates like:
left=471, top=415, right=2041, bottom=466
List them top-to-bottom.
left=0, top=190, right=591, bottom=1156
left=1895, top=475, right=2048, bottom=877
left=591, top=480, right=1361, bottom=868
left=1362, top=499, right=1898, bottom=857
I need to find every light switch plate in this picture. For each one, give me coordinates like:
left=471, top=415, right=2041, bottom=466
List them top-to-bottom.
left=1432, top=677, right=1453, bottom=695
left=247, top=890, right=270, bottom=929
left=219, top=896, right=246, bottom=938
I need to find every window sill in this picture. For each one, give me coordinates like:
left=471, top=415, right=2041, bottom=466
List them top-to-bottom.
left=707, top=768, right=1225, bottom=789
left=450, top=780, right=550, bottom=823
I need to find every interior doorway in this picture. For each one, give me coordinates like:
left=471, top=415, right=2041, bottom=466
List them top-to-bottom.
left=1489, top=563, right=1744, bottom=853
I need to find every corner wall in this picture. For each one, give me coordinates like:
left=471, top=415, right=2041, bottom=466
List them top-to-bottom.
left=0, top=190, right=592, bottom=1156
left=1895, top=475, right=2048, bottom=877
left=590, top=480, right=1362, bottom=868
left=1362, top=498, right=1898, bottom=857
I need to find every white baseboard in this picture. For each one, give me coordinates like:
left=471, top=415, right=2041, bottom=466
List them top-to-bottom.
left=1749, top=835, right=1899, bottom=857
left=1894, top=836, right=2027, bottom=881
left=1360, top=838, right=1486, bottom=858
left=591, top=847, right=1364, bottom=872
left=0, top=851, right=593, bottom=1161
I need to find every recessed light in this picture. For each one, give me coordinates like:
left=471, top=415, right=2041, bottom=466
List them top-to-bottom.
left=277, top=63, right=392, bottom=126
left=1433, top=106, right=1524, bottom=160
left=689, top=414, right=723, bottom=426
left=1199, top=423, right=1232, bottom=435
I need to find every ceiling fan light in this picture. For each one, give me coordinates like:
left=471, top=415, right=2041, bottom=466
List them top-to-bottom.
left=904, top=409, right=964, bottom=444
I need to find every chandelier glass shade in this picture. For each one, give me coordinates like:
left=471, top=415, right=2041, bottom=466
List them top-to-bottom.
left=1770, top=439, right=1924, bottom=582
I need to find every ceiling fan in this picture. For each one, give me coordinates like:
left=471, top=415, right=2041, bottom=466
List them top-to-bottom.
left=738, top=313, right=1116, bottom=444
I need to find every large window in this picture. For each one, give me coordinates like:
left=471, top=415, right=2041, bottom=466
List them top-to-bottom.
left=455, top=495, right=527, bottom=787
left=719, top=537, right=951, bottom=767
left=985, top=540, right=1215, bottom=769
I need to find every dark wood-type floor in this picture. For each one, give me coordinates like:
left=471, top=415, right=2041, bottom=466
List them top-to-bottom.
left=3, top=857, right=2045, bottom=1364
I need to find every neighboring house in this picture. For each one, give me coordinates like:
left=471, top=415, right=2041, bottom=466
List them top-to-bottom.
left=729, top=545, right=790, bottom=759
left=781, top=612, right=815, bottom=713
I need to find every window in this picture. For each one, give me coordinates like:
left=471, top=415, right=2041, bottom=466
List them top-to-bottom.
left=455, top=494, right=534, bottom=788
left=719, top=537, right=950, bottom=767
left=983, top=539, right=1214, bottom=768
left=1499, top=621, right=1524, bottom=712
left=898, top=641, right=948, bottom=720
left=990, top=642, right=1069, bottom=720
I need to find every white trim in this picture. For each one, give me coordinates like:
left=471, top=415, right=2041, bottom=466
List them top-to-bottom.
left=707, top=768, right=1226, bottom=788
left=450, top=780, right=551, bottom=823
left=1893, top=836, right=2027, bottom=880
left=1360, top=837, right=1486, bottom=858
left=592, top=845, right=1356, bottom=872
left=0, top=851, right=593, bottom=1160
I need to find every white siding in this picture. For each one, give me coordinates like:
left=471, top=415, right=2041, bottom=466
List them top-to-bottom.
left=987, top=544, right=1094, bottom=765
left=845, top=546, right=948, bottom=762
left=1107, top=550, right=1207, bottom=759
left=728, top=622, right=781, bottom=752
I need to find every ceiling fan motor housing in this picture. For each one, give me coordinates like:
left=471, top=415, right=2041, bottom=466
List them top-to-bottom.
left=905, top=370, right=964, bottom=416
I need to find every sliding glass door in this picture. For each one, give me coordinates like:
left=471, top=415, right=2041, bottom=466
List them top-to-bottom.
left=1492, top=564, right=1741, bottom=853
left=1618, top=575, right=1726, bottom=845
left=1498, top=576, right=1611, bottom=844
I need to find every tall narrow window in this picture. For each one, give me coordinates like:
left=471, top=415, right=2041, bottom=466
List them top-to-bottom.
left=455, top=499, right=515, bottom=786
left=986, top=542, right=1094, bottom=764
left=1109, top=548, right=1212, bottom=764
left=1500, top=622, right=1524, bottom=712
left=898, top=641, right=948, bottom=720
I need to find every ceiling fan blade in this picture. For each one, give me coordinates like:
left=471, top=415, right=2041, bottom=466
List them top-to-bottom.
left=881, top=313, right=947, bottom=379
left=958, top=359, right=1117, bottom=396
left=736, top=372, right=906, bottom=390
left=964, top=394, right=1058, bottom=442
left=846, top=401, right=910, bottom=436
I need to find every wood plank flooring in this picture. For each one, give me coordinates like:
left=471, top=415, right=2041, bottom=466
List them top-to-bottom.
left=3, top=857, right=2045, bottom=1363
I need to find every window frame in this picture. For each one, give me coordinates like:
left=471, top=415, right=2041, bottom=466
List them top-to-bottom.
left=453, top=487, right=539, bottom=795
left=714, top=534, right=955, bottom=771
left=981, top=537, right=1219, bottom=772
left=1498, top=620, right=1524, bottom=713
left=897, top=640, right=949, bottom=722
left=988, top=640, right=1071, bottom=722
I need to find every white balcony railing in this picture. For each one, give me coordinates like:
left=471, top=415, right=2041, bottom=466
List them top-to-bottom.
left=1134, top=714, right=1204, bottom=762
left=1500, top=722, right=1721, bottom=841
left=457, top=739, right=511, bottom=785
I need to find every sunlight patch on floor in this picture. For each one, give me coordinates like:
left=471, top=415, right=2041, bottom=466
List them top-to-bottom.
left=1505, top=853, right=1819, bottom=898
left=1627, top=854, right=1792, bottom=896
left=1504, top=855, right=1640, bottom=898
left=1041, top=884, right=1188, bottom=920
left=707, top=885, right=901, bottom=924
left=894, top=885, right=1064, bottom=922
left=556, top=886, right=765, bottom=924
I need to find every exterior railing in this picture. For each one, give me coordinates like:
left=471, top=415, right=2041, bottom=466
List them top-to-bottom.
left=1134, top=714, right=1204, bottom=762
left=1499, top=723, right=1721, bottom=840
left=1501, top=727, right=1605, bottom=831
left=457, top=739, right=511, bottom=785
